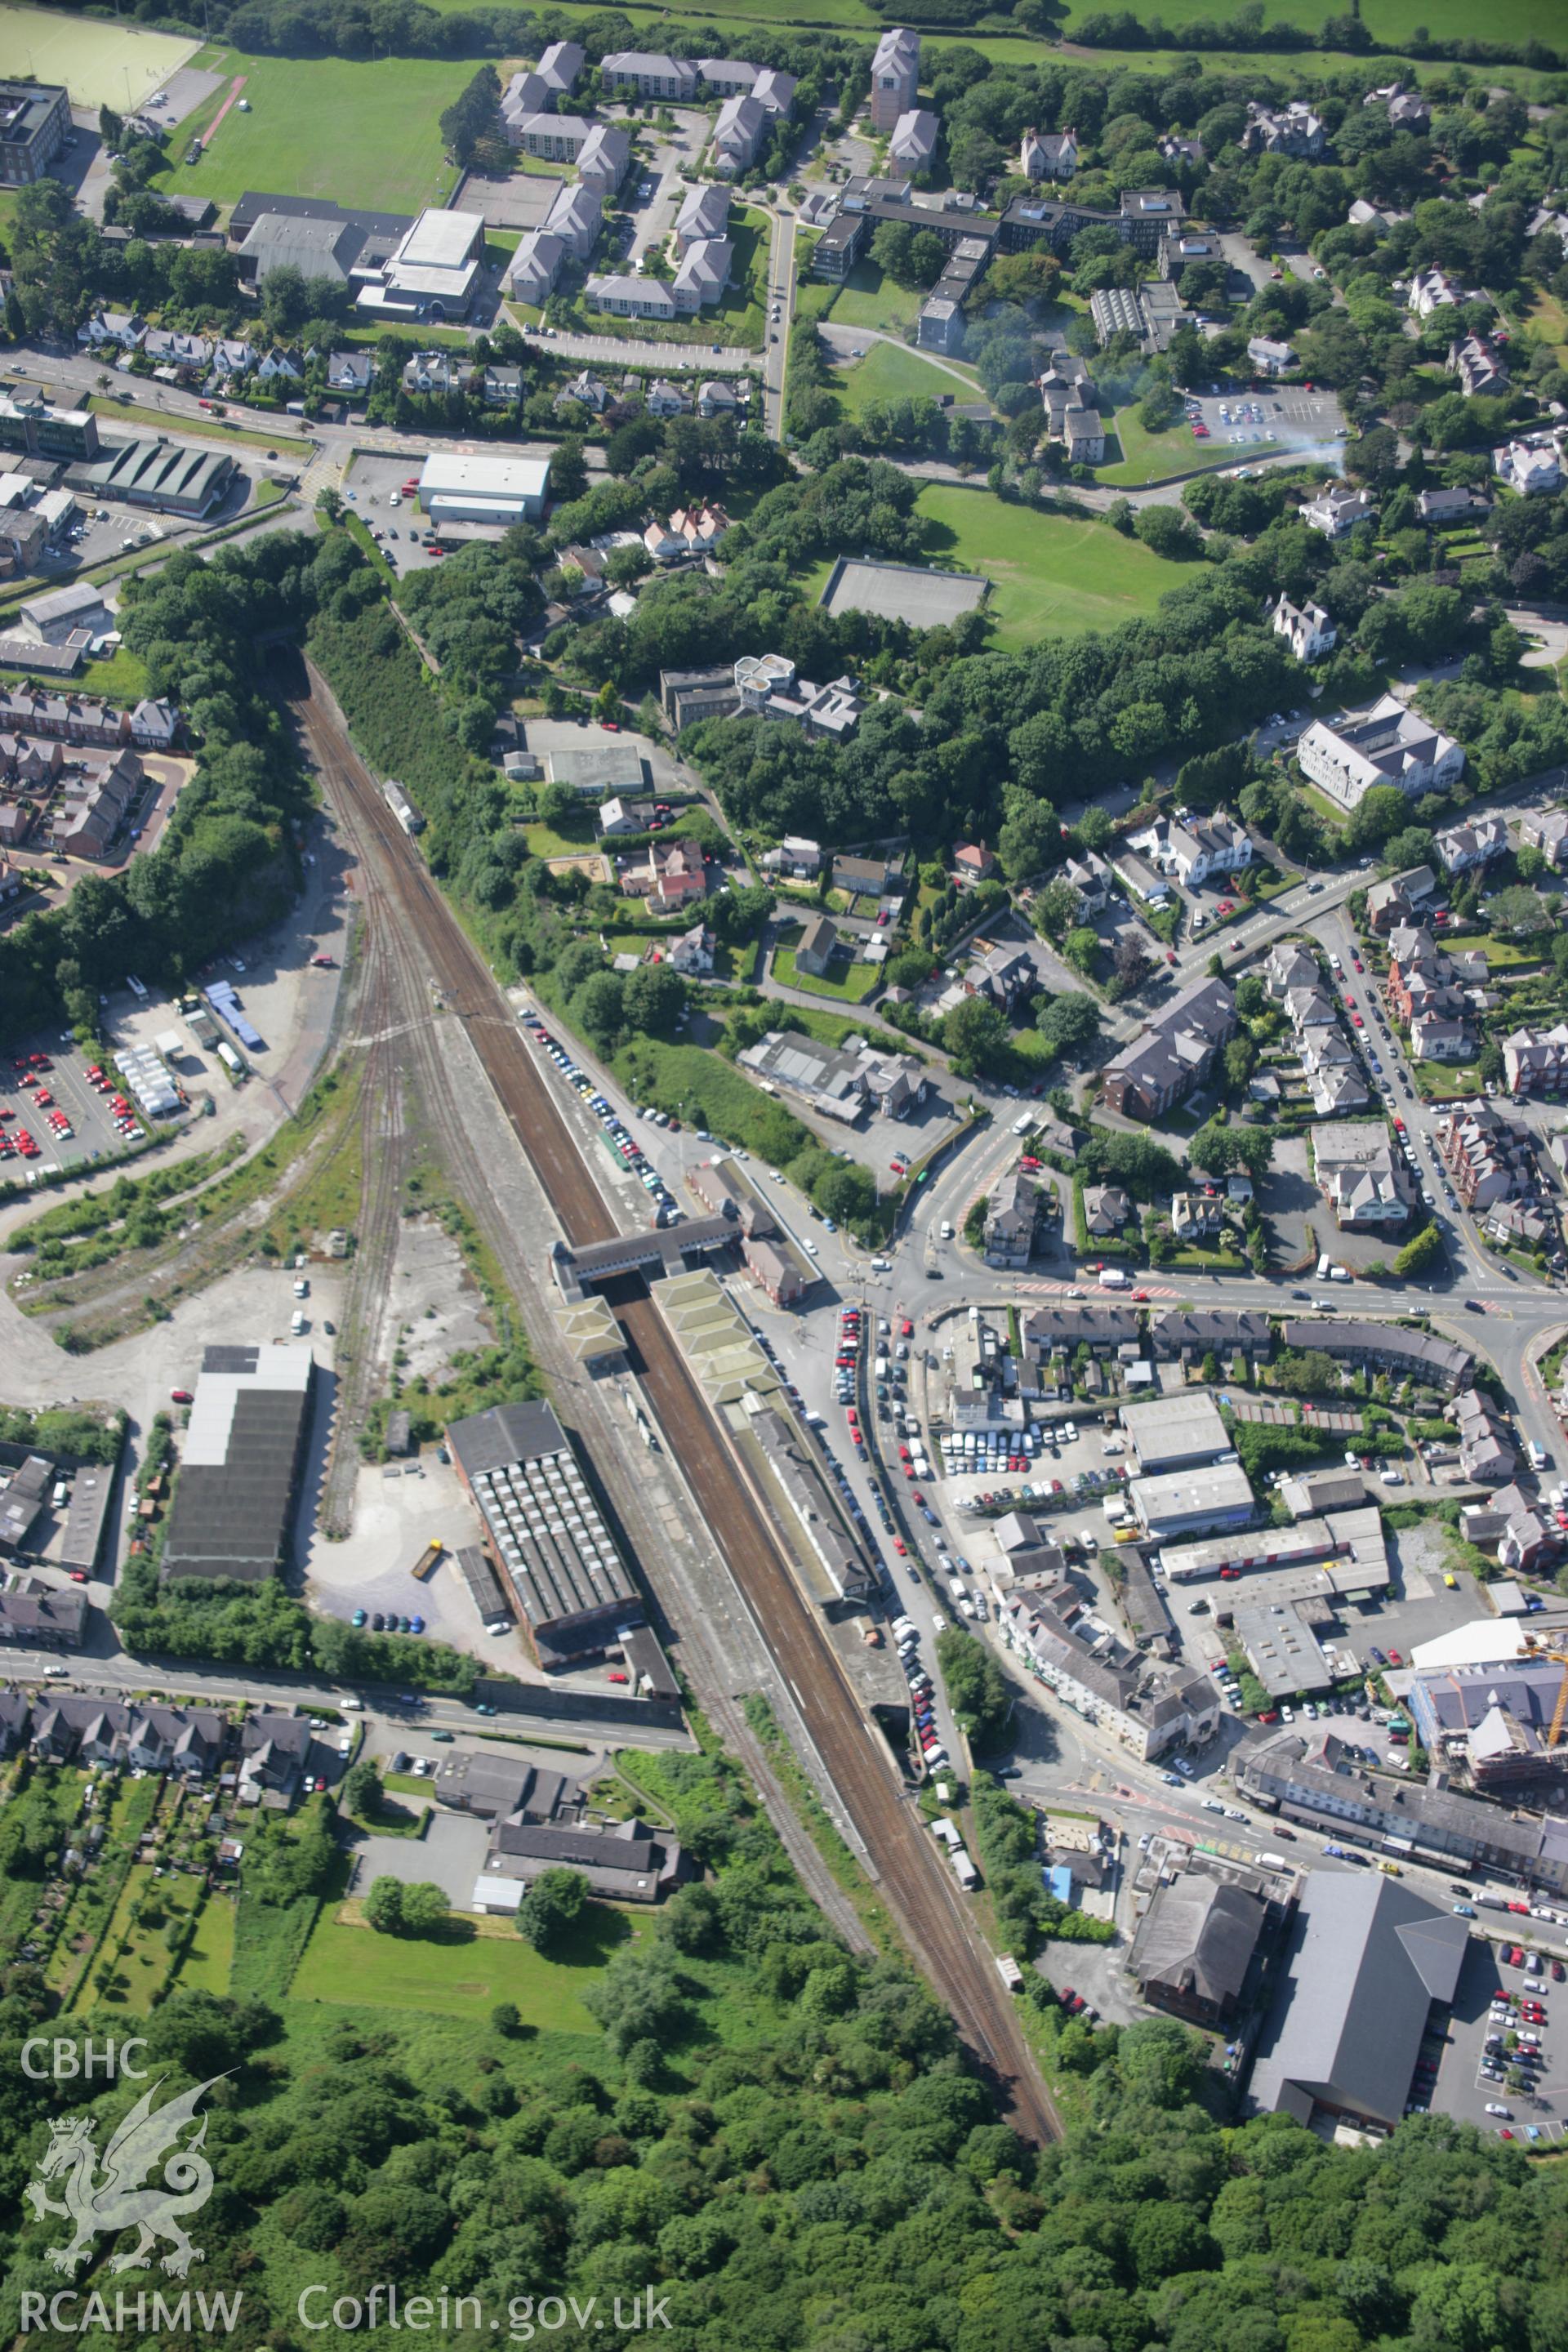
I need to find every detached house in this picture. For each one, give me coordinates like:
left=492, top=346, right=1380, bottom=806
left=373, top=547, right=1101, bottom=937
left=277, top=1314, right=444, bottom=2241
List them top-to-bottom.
left=1021, top=125, right=1078, bottom=180
left=1408, top=267, right=1462, bottom=315
left=1448, top=332, right=1508, bottom=399
left=1494, top=439, right=1562, bottom=497
left=1300, top=482, right=1376, bottom=538
left=1272, top=593, right=1336, bottom=662
left=1129, top=810, right=1250, bottom=888
left=1434, top=814, right=1508, bottom=875
left=1365, top=864, right=1437, bottom=933
left=1311, top=1120, right=1409, bottom=1229
left=984, top=1165, right=1043, bottom=1269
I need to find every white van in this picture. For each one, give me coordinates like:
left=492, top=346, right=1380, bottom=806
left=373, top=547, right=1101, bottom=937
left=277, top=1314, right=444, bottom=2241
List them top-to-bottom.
left=1012, top=1114, right=1032, bottom=1135
left=290, top=1308, right=306, bottom=1335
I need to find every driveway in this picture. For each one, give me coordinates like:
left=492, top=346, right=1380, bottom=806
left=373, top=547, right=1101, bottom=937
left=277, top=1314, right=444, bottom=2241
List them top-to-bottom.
left=347, top=1811, right=491, bottom=1902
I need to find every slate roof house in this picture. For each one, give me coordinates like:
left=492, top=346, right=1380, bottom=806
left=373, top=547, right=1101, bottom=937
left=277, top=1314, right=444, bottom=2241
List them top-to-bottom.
left=1102, top=978, right=1236, bottom=1121
left=1132, top=1869, right=1274, bottom=2028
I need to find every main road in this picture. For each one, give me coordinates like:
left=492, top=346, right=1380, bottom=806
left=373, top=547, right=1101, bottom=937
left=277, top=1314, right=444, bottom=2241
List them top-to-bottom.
left=283, top=657, right=1061, bottom=2145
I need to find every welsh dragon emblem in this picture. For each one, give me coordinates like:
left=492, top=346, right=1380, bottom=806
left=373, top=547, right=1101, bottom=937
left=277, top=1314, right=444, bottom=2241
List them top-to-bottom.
left=24, top=2074, right=225, bottom=2278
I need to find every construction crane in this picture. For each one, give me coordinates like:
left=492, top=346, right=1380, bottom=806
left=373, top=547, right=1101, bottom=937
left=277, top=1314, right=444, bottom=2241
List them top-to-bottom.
left=1524, top=1640, right=1568, bottom=1748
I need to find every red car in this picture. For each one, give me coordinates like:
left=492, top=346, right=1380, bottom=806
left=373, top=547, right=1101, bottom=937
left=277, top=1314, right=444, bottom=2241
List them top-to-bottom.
left=600, top=719, right=621, bottom=733
left=1165, top=950, right=1178, bottom=964
left=311, top=954, right=335, bottom=968
left=1352, top=956, right=1364, bottom=972
left=1352, top=1013, right=1364, bottom=1027
left=1393, top=1116, right=1405, bottom=1132
left=1132, top=1288, right=1150, bottom=1301
left=900, top=1320, right=913, bottom=1338
left=171, top=1388, right=193, bottom=1404
left=911, top=1491, right=924, bottom=1508
left=893, top=1538, right=906, bottom=1556
left=1219, top=1566, right=1241, bottom=1580
left=69, top=1569, right=88, bottom=1584
left=1387, top=1649, right=1402, bottom=1666
left=607, top=1670, right=629, bottom=1683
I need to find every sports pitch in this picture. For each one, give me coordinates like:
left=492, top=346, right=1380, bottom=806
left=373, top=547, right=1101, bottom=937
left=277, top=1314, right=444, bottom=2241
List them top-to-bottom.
left=0, top=7, right=196, bottom=111
left=154, top=47, right=471, bottom=216
left=820, top=555, right=989, bottom=628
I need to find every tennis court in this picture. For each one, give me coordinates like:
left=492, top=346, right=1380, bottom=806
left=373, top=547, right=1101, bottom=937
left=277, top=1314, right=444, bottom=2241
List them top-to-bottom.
left=820, top=555, right=989, bottom=627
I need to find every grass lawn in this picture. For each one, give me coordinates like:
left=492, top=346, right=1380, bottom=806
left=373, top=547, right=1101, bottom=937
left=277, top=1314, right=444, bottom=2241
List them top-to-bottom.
left=0, top=8, right=196, bottom=109
left=152, top=46, right=469, bottom=216
left=830, top=263, right=924, bottom=337
left=1520, top=287, right=1568, bottom=363
left=835, top=339, right=984, bottom=419
left=1097, top=406, right=1250, bottom=489
left=915, top=485, right=1188, bottom=645
left=0, top=644, right=150, bottom=699
left=78, top=645, right=152, bottom=702
left=523, top=818, right=603, bottom=862
left=773, top=944, right=884, bottom=1000
left=1414, top=1060, right=1483, bottom=1098
left=69, top=1864, right=207, bottom=2016
left=173, top=1890, right=237, bottom=1997
left=292, top=1901, right=647, bottom=2029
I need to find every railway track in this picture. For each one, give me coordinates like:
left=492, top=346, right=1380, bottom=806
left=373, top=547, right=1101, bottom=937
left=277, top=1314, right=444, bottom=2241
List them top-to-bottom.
left=283, top=655, right=1059, bottom=2144
left=318, top=893, right=408, bottom=1535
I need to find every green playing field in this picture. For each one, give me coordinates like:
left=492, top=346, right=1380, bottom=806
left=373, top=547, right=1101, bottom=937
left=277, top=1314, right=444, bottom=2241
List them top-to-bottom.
left=0, top=7, right=197, bottom=112
left=154, top=47, right=471, bottom=217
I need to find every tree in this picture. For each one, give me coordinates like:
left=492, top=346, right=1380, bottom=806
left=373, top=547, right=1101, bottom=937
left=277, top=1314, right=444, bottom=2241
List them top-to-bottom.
left=1134, top=505, right=1198, bottom=559
left=535, top=777, right=577, bottom=827
left=1346, top=785, right=1412, bottom=853
left=998, top=800, right=1062, bottom=884
left=1033, top=875, right=1081, bottom=941
left=1489, top=885, right=1552, bottom=936
left=1064, top=926, right=1102, bottom=978
left=1111, top=933, right=1151, bottom=991
left=621, top=963, right=688, bottom=1038
left=1036, top=992, right=1102, bottom=1054
left=942, top=995, right=1009, bottom=1075
left=1190, top=1121, right=1273, bottom=1179
left=1395, top=1223, right=1445, bottom=1278
left=1273, top=1348, right=1342, bottom=1396
left=936, top=1627, right=1013, bottom=1749
left=342, top=1759, right=381, bottom=1818
left=516, top=1867, right=590, bottom=1953
left=363, top=1876, right=403, bottom=1934
left=399, top=1882, right=451, bottom=1936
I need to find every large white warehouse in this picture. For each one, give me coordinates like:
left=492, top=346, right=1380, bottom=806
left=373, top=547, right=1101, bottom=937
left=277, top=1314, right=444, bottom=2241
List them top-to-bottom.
left=417, top=452, right=551, bottom=526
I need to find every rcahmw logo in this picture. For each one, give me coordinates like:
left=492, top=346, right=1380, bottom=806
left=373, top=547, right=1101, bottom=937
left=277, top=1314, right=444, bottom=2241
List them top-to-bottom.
left=22, top=2058, right=229, bottom=2291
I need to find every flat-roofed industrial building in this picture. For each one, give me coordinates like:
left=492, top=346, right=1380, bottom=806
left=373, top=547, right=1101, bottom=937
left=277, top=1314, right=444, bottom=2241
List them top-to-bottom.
left=418, top=452, right=550, bottom=526
left=160, top=1344, right=316, bottom=1583
left=1119, top=1392, right=1232, bottom=1474
left=446, top=1398, right=648, bottom=1670
left=1130, top=1460, right=1255, bottom=1539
